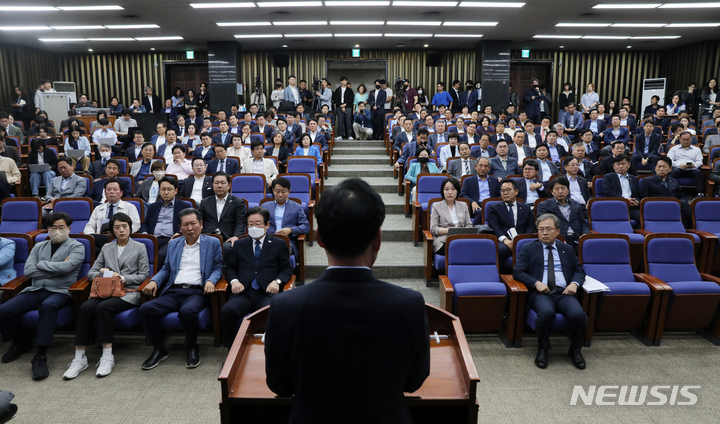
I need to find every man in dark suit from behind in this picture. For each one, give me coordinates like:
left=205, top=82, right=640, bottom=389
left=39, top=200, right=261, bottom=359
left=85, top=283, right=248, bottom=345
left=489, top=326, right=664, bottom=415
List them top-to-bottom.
left=639, top=156, right=692, bottom=228
left=199, top=172, right=246, bottom=244
left=140, top=177, right=192, bottom=266
left=536, top=177, right=589, bottom=253
left=265, top=178, right=430, bottom=423
left=487, top=179, right=536, bottom=273
left=220, top=206, right=293, bottom=347
left=513, top=213, right=587, bottom=370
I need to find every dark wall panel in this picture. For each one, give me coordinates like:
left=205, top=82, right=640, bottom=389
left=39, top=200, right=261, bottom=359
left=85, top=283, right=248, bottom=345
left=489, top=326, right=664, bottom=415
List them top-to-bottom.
left=662, top=42, right=720, bottom=92
left=0, top=43, right=60, bottom=113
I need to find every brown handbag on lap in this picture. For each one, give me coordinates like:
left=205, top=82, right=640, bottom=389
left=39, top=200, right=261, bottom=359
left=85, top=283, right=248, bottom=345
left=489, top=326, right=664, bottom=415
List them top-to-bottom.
left=89, top=277, right=127, bottom=299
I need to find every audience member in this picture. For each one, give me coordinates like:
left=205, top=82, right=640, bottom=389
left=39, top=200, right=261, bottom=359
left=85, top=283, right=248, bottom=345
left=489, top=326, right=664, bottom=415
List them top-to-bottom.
left=631, top=119, right=663, bottom=172
left=65, top=128, right=91, bottom=173
left=667, top=131, right=704, bottom=197
left=28, top=137, right=58, bottom=197
left=490, top=140, right=520, bottom=179
left=447, top=143, right=475, bottom=180
left=534, top=144, right=560, bottom=182
left=166, top=145, right=193, bottom=180
left=602, top=154, right=641, bottom=225
left=459, top=157, right=500, bottom=225
left=563, top=157, right=591, bottom=207
left=44, top=158, right=87, bottom=205
left=181, top=158, right=213, bottom=206
left=89, top=159, right=131, bottom=204
left=518, top=160, right=548, bottom=204
left=134, top=161, right=166, bottom=205
left=199, top=172, right=246, bottom=243
left=429, top=177, right=472, bottom=255
left=537, top=177, right=589, bottom=251
left=488, top=179, right=535, bottom=272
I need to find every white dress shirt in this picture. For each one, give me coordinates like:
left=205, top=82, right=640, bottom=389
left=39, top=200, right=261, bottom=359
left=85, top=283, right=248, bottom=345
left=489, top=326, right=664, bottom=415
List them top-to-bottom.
left=617, top=173, right=632, bottom=198
left=191, top=176, right=205, bottom=205
left=216, top=195, right=227, bottom=220
left=173, top=238, right=202, bottom=286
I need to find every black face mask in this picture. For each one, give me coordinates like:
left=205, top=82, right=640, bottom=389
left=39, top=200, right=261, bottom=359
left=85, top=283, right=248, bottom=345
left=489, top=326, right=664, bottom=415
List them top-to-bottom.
left=276, top=83, right=282, bottom=88
left=375, top=84, right=381, bottom=89
left=404, top=84, right=409, bottom=89
left=533, top=84, right=539, bottom=89
left=467, top=86, right=473, bottom=90
left=418, top=156, right=429, bottom=164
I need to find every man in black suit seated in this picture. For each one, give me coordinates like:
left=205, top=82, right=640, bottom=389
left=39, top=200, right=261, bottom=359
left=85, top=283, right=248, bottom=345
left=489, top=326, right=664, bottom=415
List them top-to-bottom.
left=631, top=119, right=663, bottom=172
left=126, top=131, right=146, bottom=163
left=599, top=141, right=636, bottom=175
left=570, top=142, right=597, bottom=179
left=88, top=143, right=114, bottom=180
left=206, top=144, right=240, bottom=175
left=602, top=154, right=641, bottom=225
left=639, top=156, right=692, bottom=228
left=459, top=157, right=500, bottom=225
left=180, top=158, right=214, bottom=206
left=89, top=159, right=131, bottom=205
left=517, top=160, right=548, bottom=205
left=199, top=172, right=246, bottom=244
left=140, top=177, right=192, bottom=265
left=536, top=177, right=589, bottom=253
left=265, top=178, right=430, bottom=422
left=487, top=179, right=535, bottom=273
left=220, top=206, right=293, bottom=347
left=513, top=213, right=587, bottom=370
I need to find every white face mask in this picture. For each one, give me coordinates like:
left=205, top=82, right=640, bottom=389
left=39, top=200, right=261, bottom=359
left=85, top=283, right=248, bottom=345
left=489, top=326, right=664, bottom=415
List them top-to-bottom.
left=418, top=90, right=423, bottom=94
left=100, top=151, right=111, bottom=159
left=153, top=171, right=165, bottom=179
left=248, top=226, right=265, bottom=239
left=48, top=229, right=69, bottom=244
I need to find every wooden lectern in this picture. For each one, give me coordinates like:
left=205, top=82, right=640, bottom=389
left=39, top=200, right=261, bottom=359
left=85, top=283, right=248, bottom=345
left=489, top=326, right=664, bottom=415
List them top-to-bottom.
left=218, top=303, right=479, bottom=423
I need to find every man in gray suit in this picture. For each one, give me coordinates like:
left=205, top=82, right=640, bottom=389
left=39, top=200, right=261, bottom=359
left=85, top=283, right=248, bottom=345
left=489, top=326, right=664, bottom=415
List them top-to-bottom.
left=702, top=120, right=720, bottom=154
left=490, top=140, right=521, bottom=179
left=447, top=143, right=476, bottom=180
left=43, top=157, right=88, bottom=208
left=0, top=212, right=85, bottom=380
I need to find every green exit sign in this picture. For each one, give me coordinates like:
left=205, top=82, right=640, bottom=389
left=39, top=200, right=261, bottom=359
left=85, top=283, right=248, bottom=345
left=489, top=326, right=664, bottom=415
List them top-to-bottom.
left=352, top=48, right=360, bottom=58
left=521, top=49, right=530, bottom=58
left=186, top=51, right=195, bottom=60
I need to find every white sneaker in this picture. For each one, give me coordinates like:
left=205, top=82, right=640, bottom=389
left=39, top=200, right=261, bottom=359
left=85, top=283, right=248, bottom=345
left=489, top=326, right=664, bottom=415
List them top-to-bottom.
left=335, top=136, right=342, bottom=141
left=348, top=136, right=354, bottom=140
left=63, top=355, right=88, bottom=380
left=96, top=355, right=115, bottom=378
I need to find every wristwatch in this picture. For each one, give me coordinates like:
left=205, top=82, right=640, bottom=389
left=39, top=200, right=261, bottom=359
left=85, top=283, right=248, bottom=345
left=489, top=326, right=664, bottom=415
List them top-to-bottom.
left=273, top=279, right=282, bottom=286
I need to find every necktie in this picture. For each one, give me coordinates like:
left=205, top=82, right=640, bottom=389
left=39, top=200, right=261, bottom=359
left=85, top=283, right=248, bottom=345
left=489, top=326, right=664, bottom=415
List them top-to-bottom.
left=439, top=134, right=444, bottom=144
left=587, top=143, right=593, bottom=153
left=102, top=159, right=106, bottom=165
left=502, top=159, right=507, bottom=170
left=220, top=160, right=225, bottom=173
left=464, top=160, right=470, bottom=175
left=662, top=179, right=668, bottom=190
left=106, top=203, right=115, bottom=220
left=507, top=203, right=514, bottom=225
left=251, top=240, right=261, bottom=290
left=546, top=245, right=556, bottom=293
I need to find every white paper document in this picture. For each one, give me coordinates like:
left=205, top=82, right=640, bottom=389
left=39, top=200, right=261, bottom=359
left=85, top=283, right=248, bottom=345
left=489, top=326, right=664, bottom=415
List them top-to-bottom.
left=582, top=276, right=611, bottom=293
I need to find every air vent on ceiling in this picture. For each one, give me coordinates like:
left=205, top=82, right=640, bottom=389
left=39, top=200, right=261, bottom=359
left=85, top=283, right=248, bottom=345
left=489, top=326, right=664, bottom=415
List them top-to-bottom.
left=271, top=11, right=291, bottom=15
left=423, top=11, right=441, bottom=16
left=579, top=12, right=597, bottom=17
left=121, top=14, right=140, bottom=19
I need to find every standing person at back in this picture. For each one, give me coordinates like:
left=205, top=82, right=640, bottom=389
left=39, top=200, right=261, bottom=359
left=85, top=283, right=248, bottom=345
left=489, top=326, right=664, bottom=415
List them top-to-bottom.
left=265, top=178, right=430, bottom=423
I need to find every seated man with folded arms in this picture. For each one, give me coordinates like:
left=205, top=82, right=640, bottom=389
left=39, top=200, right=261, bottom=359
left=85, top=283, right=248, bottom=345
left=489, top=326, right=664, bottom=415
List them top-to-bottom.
left=667, top=131, right=705, bottom=198
left=130, top=143, right=158, bottom=185
left=639, top=156, right=692, bottom=227
left=43, top=157, right=88, bottom=209
left=141, top=177, right=192, bottom=266
left=264, top=177, right=310, bottom=260
left=536, top=177, right=589, bottom=252
left=487, top=179, right=535, bottom=273
left=221, top=206, right=293, bottom=347
left=139, top=208, right=223, bottom=370
left=0, top=212, right=84, bottom=380
left=513, top=213, right=587, bottom=370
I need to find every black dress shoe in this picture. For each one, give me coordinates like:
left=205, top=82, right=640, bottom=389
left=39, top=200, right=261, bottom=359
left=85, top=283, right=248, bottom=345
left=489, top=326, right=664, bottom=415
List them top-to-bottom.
left=1, top=340, right=32, bottom=363
left=186, top=346, right=200, bottom=369
left=568, top=347, right=586, bottom=370
left=141, top=348, right=169, bottom=370
left=534, top=348, right=548, bottom=369
left=31, top=355, right=49, bottom=380
left=0, top=404, right=18, bottom=424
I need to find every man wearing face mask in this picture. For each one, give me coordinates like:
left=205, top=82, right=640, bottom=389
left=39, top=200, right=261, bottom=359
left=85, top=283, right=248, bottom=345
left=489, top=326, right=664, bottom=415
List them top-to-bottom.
left=523, top=78, right=547, bottom=125
left=270, top=79, right=284, bottom=110
left=368, top=79, right=388, bottom=140
left=400, top=79, right=418, bottom=112
left=88, top=143, right=114, bottom=180
left=220, top=206, right=293, bottom=347
left=0, top=212, right=84, bottom=380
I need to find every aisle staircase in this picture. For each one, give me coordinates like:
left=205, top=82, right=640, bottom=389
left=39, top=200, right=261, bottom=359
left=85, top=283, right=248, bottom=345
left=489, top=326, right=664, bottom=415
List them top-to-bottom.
left=303, top=139, right=424, bottom=280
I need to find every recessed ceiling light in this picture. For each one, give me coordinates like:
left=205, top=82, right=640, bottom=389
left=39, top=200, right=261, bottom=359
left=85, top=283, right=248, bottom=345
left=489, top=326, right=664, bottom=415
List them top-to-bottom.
left=258, top=1, right=323, bottom=6
left=326, top=1, right=390, bottom=4
left=393, top=1, right=458, bottom=6
left=459, top=1, right=524, bottom=6
left=190, top=2, right=255, bottom=7
left=660, top=2, right=720, bottom=7
left=593, top=3, right=660, bottom=8
left=57, top=5, right=123, bottom=10
left=0, top=6, right=58, bottom=11
left=273, top=21, right=328, bottom=25
left=329, top=21, right=385, bottom=25
left=387, top=21, right=441, bottom=26
left=443, top=21, right=497, bottom=26
left=218, top=22, right=272, bottom=26
left=556, top=23, right=611, bottom=27
left=611, top=23, right=667, bottom=27
left=666, top=23, right=720, bottom=27
left=104, top=24, right=160, bottom=29
left=52, top=25, right=106, bottom=30
left=0, top=26, right=52, bottom=31
left=284, top=33, right=332, bottom=37
left=335, top=33, right=383, bottom=36
left=385, top=33, right=432, bottom=36
left=234, top=34, right=283, bottom=38
left=434, top=34, right=483, bottom=37
left=533, top=35, right=582, bottom=39
left=583, top=35, right=630, bottom=39
left=631, top=35, right=681, bottom=39
left=135, top=36, right=183, bottom=41
left=39, top=38, right=87, bottom=42
left=87, top=38, right=135, bottom=41
left=282, top=44, right=288, bottom=47
left=355, top=44, right=360, bottom=47
left=423, top=44, right=429, bottom=47
left=559, top=45, right=564, bottom=48
left=627, top=45, right=632, bottom=48
left=150, top=47, right=155, bottom=50
left=88, top=48, right=93, bottom=52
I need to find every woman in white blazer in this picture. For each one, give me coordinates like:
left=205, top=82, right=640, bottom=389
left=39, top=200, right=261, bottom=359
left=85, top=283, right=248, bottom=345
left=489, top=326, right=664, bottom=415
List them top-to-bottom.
left=429, top=177, right=473, bottom=254
left=63, top=213, right=149, bottom=380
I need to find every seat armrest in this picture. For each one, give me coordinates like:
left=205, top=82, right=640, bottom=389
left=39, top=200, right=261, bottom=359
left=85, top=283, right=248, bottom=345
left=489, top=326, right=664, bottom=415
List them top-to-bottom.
left=633, top=229, right=652, bottom=236
left=687, top=229, right=719, bottom=241
left=422, top=230, right=434, bottom=242
left=634, top=273, right=673, bottom=291
left=500, top=274, right=528, bottom=294
left=700, top=274, right=720, bottom=285
left=438, top=275, right=454, bottom=312
left=0, top=276, right=32, bottom=295
left=282, top=276, right=296, bottom=291
left=69, top=277, right=90, bottom=292
left=138, top=277, right=156, bottom=302
left=216, top=278, right=229, bottom=292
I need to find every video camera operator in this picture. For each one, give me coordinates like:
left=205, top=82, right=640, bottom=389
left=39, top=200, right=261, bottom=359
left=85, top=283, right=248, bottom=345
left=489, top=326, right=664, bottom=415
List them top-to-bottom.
left=250, top=76, right=267, bottom=112
left=333, top=76, right=355, bottom=140
left=400, top=79, right=418, bottom=112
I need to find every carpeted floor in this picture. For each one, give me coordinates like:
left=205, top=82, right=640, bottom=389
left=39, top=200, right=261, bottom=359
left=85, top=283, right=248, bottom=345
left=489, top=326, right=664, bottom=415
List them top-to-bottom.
left=2, top=278, right=719, bottom=423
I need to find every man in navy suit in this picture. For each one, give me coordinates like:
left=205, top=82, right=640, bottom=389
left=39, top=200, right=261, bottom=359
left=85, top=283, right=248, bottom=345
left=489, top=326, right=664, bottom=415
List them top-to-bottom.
left=523, top=78, right=546, bottom=124
left=368, top=79, right=388, bottom=139
left=459, top=79, right=479, bottom=112
left=561, top=103, right=584, bottom=141
left=618, top=107, right=637, bottom=132
left=581, top=109, right=607, bottom=147
left=251, top=113, right=274, bottom=141
left=285, top=113, right=303, bottom=141
left=602, top=116, right=630, bottom=147
left=275, top=118, right=295, bottom=147
left=307, top=119, right=329, bottom=151
left=393, top=119, right=416, bottom=152
left=631, top=119, right=663, bottom=172
left=212, top=121, right=231, bottom=147
left=461, top=122, right=480, bottom=145
left=491, top=123, right=513, bottom=146
left=394, top=128, right=431, bottom=174
left=126, top=131, right=146, bottom=163
left=545, top=131, right=567, bottom=165
left=470, top=134, right=496, bottom=159
left=489, top=140, right=520, bottom=179
left=599, top=141, right=636, bottom=176
left=570, top=143, right=597, bottom=180
left=206, top=144, right=239, bottom=175
left=602, top=154, right=641, bottom=225
left=640, top=156, right=693, bottom=228
left=459, top=157, right=500, bottom=224
left=180, top=158, right=214, bottom=205
left=89, top=159, right=131, bottom=205
left=517, top=160, right=549, bottom=204
left=140, top=177, right=192, bottom=265
left=264, top=177, right=310, bottom=259
left=536, top=177, right=589, bottom=252
left=264, top=178, right=430, bottom=421
left=488, top=179, right=535, bottom=272
left=220, top=206, right=293, bottom=347
left=139, top=208, right=223, bottom=370
left=513, top=213, right=587, bottom=369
